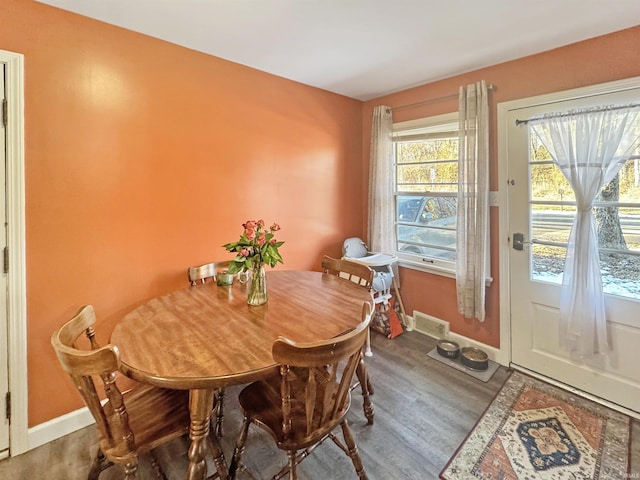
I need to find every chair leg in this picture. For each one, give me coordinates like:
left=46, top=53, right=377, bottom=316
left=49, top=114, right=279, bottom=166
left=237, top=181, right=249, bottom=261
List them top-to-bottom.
left=355, top=359, right=374, bottom=424
left=365, top=363, right=374, bottom=396
left=213, top=388, right=225, bottom=438
left=229, top=416, right=251, bottom=480
left=340, top=419, right=368, bottom=480
left=209, top=435, right=229, bottom=480
left=87, top=448, right=113, bottom=480
left=149, top=450, right=168, bottom=480
left=286, top=451, right=297, bottom=480
left=123, top=461, right=139, bottom=480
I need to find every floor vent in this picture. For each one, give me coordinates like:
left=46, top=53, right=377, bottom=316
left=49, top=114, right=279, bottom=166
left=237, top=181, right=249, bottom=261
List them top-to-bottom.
left=413, top=311, right=450, bottom=339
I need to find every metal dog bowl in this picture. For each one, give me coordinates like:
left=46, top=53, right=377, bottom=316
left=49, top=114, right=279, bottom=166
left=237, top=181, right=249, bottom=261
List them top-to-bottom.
left=436, top=340, right=460, bottom=359
left=460, top=347, right=489, bottom=371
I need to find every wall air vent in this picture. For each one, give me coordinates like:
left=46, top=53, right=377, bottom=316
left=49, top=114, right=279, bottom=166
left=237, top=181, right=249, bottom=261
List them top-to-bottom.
left=413, top=311, right=450, bottom=339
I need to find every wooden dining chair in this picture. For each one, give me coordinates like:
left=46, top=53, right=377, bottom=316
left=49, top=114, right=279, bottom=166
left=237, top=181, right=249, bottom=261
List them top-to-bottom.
left=321, top=255, right=376, bottom=424
left=321, top=255, right=374, bottom=289
left=321, top=255, right=376, bottom=355
left=188, top=260, right=232, bottom=438
left=188, top=260, right=232, bottom=285
left=229, top=301, right=373, bottom=480
left=51, top=305, right=191, bottom=480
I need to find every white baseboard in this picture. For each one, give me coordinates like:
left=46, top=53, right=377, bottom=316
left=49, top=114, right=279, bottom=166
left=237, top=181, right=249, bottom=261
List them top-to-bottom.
left=26, top=407, right=94, bottom=454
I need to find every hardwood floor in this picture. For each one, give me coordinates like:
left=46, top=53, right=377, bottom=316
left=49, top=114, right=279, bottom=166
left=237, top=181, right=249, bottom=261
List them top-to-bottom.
left=1, top=331, right=638, bottom=479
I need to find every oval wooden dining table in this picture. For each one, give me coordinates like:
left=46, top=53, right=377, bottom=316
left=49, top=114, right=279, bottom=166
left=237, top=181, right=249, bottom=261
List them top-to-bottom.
left=111, top=269, right=372, bottom=480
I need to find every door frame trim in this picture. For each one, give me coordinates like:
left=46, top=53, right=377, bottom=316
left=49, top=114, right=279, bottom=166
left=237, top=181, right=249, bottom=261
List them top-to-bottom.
left=0, top=49, right=27, bottom=455
left=497, top=75, right=640, bottom=378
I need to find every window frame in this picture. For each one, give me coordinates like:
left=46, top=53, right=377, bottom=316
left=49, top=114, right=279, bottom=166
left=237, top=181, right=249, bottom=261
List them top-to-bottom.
left=393, top=112, right=459, bottom=277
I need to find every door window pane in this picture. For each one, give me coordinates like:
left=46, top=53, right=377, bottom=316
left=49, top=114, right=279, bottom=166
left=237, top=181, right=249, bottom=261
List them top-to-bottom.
left=529, top=138, right=640, bottom=299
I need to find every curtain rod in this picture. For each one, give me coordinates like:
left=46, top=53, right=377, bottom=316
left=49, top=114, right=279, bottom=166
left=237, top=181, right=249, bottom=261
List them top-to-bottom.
left=391, top=83, right=495, bottom=112
left=515, top=102, right=640, bottom=126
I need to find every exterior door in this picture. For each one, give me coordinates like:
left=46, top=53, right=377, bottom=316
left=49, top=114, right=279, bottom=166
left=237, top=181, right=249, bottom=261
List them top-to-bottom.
left=0, top=63, right=8, bottom=453
left=505, top=82, right=640, bottom=414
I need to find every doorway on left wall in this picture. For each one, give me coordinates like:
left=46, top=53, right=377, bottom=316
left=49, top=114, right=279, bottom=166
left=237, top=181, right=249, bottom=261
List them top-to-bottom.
left=0, top=48, right=26, bottom=458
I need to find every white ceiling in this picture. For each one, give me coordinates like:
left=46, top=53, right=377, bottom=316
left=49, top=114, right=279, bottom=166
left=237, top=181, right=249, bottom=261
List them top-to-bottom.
left=36, top=0, right=640, bottom=101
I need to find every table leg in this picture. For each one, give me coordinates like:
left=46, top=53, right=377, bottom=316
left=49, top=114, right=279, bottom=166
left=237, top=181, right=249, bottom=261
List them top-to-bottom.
left=187, top=388, right=228, bottom=480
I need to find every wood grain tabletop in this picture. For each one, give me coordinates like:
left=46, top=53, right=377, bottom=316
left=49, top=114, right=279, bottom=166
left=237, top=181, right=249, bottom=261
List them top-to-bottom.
left=111, top=270, right=372, bottom=390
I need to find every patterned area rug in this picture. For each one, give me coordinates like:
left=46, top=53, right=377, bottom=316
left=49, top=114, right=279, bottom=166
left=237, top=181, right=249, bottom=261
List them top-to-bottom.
left=440, top=371, right=631, bottom=480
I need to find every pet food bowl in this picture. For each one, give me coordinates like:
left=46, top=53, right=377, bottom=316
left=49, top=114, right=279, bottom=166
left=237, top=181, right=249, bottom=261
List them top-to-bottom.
left=436, top=339, right=460, bottom=359
left=460, top=347, right=489, bottom=371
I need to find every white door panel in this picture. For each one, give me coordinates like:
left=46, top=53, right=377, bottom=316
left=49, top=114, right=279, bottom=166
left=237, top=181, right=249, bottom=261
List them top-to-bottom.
left=506, top=81, right=640, bottom=414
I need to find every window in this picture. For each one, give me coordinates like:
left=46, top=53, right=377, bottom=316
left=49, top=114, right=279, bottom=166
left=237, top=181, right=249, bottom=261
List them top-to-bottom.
left=393, top=112, right=459, bottom=274
left=530, top=134, right=640, bottom=300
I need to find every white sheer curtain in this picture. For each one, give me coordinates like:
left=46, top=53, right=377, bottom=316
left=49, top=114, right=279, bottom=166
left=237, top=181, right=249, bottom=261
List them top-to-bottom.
left=456, top=81, right=490, bottom=321
left=368, top=105, right=395, bottom=254
left=528, top=105, right=640, bottom=357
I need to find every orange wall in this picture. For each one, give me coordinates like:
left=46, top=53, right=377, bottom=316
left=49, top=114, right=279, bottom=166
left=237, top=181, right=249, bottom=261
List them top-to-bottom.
left=2, top=0, right=364, bottom=426
left=2, top=0, right=640, bottom=430
left=363, top=25, right=640, bottom=348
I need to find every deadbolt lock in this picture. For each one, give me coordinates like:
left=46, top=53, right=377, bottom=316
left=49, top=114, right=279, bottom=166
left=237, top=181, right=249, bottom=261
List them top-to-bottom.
left=512, top=232, right=530, bottom=251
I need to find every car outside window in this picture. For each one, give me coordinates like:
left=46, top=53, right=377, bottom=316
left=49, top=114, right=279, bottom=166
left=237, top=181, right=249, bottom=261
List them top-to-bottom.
left=393, top=113, right=459, bottom=274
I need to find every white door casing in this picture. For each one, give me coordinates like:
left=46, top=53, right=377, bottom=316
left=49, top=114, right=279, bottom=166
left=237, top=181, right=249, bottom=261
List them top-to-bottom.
left=0, top=49, right=27, bottom=456
left=0, top=61, right=8, bottom=455
left=498, top=77, right=640, bottom=416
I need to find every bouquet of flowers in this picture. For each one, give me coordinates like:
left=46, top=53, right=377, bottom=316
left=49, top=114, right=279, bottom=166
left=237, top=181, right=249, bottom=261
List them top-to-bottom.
left=223, top=220, right=284, bottom=274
